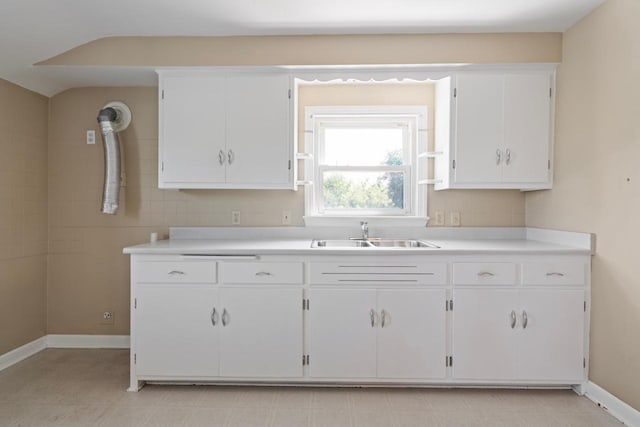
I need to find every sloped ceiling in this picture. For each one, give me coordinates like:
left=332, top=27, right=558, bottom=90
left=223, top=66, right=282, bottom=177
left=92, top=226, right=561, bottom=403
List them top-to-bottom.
left=0, top=0, right=604, bottom=96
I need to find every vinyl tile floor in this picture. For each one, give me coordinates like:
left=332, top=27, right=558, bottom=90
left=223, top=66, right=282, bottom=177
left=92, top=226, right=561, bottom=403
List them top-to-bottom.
left=0, top=349, right=623, bottom=427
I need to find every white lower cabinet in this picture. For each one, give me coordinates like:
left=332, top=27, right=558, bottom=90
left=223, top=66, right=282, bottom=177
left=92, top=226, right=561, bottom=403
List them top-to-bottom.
left=135, top=283, right=303, bottom=379
left=136, top=285, right=220, bottom=377
left=219, top=287, right=303, bottom=378
left=308, top=288, right=447, bottom=379
left=452, top=288, right=585, bottom=382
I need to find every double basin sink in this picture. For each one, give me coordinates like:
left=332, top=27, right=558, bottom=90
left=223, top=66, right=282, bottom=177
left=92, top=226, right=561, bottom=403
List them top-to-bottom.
left=311, top=239, right=440, bottom=249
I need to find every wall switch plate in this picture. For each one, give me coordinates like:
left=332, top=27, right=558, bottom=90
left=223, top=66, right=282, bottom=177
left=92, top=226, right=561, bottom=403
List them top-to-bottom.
left=86, top=130, right=96, bottom=145
left=282, top=210, right=291, bottom=225
left=231, top=211, right=241, bottom=225
left=434, top=211, right=445, bottom=226
left=450, top=212, right=461, bottom=227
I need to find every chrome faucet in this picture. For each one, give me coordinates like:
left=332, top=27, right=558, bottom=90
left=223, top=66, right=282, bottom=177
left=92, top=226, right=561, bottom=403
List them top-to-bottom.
left=360, top=221, right=369, bottom=240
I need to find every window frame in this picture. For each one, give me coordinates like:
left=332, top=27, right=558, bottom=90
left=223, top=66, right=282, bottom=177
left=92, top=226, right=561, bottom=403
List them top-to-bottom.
left=303, top=105, right=428, bottom=226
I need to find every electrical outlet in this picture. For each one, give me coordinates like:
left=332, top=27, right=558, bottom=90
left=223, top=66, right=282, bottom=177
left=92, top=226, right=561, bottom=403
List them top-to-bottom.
left=86, top=130, right=96, bottom=145
left=282, top=210, right=291, bottom=225
left=231, top=211, right=241, bottom=225
left=434, top=211, right=445, bottom=226
left=450, top=211, right=461, bottom=227
left=101, top=311, right=114, bottom=325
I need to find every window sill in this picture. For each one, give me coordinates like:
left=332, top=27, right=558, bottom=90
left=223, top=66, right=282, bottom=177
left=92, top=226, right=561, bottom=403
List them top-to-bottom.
left=303, top=216, right=429, bottom=228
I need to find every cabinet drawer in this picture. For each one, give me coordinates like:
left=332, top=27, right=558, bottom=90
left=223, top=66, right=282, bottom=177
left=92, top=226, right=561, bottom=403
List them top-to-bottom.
left=136, top=260, right=217, bottom=284
left=222, top=262, right=303, bottom=284
left=310, top=262, right=447, bottom=285
left=522, top=262, right=585, bottom=286
left=453, top=263, right=517, bottom=285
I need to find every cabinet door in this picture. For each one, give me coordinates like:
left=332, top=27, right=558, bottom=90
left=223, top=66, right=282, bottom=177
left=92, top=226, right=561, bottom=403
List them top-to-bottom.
left=454, top=73, right=504, bottom=184
left=502, top=73, right=552, bottom=184
left=225, top=74, right=292, bottom=186
left=160, top=75, right=227, bottom=185
left=135, top=285, right=219, bottom=376
left=219, top=287, right=303, bottom=378
left=308, top=289, right=377, bottom=378
left=377, top=289, right=447, bottom=379
left=452, top=289, right=518, bottom=380
left=517, top=289, right=585, bottom=381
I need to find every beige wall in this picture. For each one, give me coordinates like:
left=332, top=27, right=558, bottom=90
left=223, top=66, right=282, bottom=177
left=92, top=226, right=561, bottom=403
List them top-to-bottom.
left=526, top=0, right=640, bottom=410
left=39, top=34, right=562, bottom=67
left=0, top=79, right=48, bottom=354
left=47, top=84, right=524, bottom=334
left=299, top=84, right=525, bottom=226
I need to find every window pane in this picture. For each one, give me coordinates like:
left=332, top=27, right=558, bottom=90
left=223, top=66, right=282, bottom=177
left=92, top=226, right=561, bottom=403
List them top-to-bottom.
left=323, top=127, right=404, bottom=166
left=322, top=171, right=404, bottom=210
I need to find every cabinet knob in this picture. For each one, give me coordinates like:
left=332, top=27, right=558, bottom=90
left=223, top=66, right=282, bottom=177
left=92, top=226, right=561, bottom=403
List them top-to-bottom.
left=496, top=148, right=502, bottom=165
left=505, top=148, right=511, bottom=165
left=228, top=149, right=235, bottom=165
left=218, top=150, right=226, bottom=165
left=210, top=307, right=218, bottom=326
left=222, top=308, right=229, bottom=326
left=370, top=309, right=377, bottom=328
left=381, top=309, right=388, bottom=328
left=510, top=310, right=517, bottom=329
left=522, top=310, right=528, bottom=329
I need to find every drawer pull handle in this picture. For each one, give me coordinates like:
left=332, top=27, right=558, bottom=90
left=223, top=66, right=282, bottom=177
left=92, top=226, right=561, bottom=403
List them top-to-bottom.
left=168, top=270, right=186, bottom=275
left=255, top=271, right=273, bottom=277
left=478, top=271, right=495, bottom=277
left=546, top=272, right=565, bottom=277
left=210, top=308, right=218, bottom=326
left=222, top=309, right=229, bottom=326
left=370, top=309, right=377, bottom=328
left=381, top=309, right=388, bottom=328
left=510, top=310, right=517, bottom=329
left=522, top=310, right=528, bottom=329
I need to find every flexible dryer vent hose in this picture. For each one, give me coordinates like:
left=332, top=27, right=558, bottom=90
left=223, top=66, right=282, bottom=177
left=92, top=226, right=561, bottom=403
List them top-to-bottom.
left=97, top=101, right=131, bottom=215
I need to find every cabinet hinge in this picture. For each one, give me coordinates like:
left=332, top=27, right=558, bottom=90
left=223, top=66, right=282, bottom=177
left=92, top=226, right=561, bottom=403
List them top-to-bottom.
left=549, top=87, right=552, bottom=98
left=453, top=88, right=457, bottom=98
left=288, top=89, right=292, bottom=99
left=162, top=90, right=165, bottom=100
left=452, top=159, right=456, bottom=169
left=288, top=160, right=292, bottom=170
left=548, top=160, right=551, bottom=170
left=161, top=161, right=164, bottom=172
left=134, top=298, right=137, bottom=309
left=584, top=301, right=587, bottom=312
left=134, top=353, right=137, bottom=364
left=583, top=358, right=586, bottom=368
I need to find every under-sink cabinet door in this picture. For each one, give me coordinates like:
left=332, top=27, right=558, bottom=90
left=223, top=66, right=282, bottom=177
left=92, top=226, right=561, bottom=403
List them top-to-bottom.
left=135, top=285, right=219, bottom=377
left=219, top=287, right=303, bottom=378
left=308, top=289, right=378, bottom=378
left=377, top=289, right=447, bottom=379
left=452, top=289, right=519, bottom=381
left=517, top=289, right=585, bottom=381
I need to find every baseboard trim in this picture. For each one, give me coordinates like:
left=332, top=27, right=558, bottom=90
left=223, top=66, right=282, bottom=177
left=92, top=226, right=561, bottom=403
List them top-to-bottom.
left=47, top=334, right=130, bottom=349
left=0, top=336, right=48, bottom=372
left=585, top=381, right=640, bottom=427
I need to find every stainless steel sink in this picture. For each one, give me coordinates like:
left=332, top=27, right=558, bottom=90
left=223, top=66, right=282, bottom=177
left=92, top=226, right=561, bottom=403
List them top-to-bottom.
left=311, top=239, right=439, bottom=249
left=311, top=239, right=374, bottom=248
left=369, top=239, right=440, bottom=248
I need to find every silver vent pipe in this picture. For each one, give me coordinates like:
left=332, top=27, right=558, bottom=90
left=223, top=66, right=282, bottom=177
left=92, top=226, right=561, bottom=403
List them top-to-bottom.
left=97, top=101, right=131, bottom=215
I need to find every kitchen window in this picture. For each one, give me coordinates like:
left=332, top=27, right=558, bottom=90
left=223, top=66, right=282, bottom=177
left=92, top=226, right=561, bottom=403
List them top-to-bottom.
left=303, top=106, right=427, bottom=225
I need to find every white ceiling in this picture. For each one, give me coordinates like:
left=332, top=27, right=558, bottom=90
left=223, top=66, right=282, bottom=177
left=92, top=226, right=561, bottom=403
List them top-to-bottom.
left=0, top=0, right=604, bottom=96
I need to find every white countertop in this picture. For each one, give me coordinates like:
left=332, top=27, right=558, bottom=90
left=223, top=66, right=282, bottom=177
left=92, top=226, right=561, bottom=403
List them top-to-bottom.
left=123, top=237, right=591, bottom=256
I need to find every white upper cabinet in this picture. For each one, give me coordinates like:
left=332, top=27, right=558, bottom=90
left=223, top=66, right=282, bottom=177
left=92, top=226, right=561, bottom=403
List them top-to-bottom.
left=435, top=69, right=554, bottom=190
left=158, top=71, right=294, bottom=189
